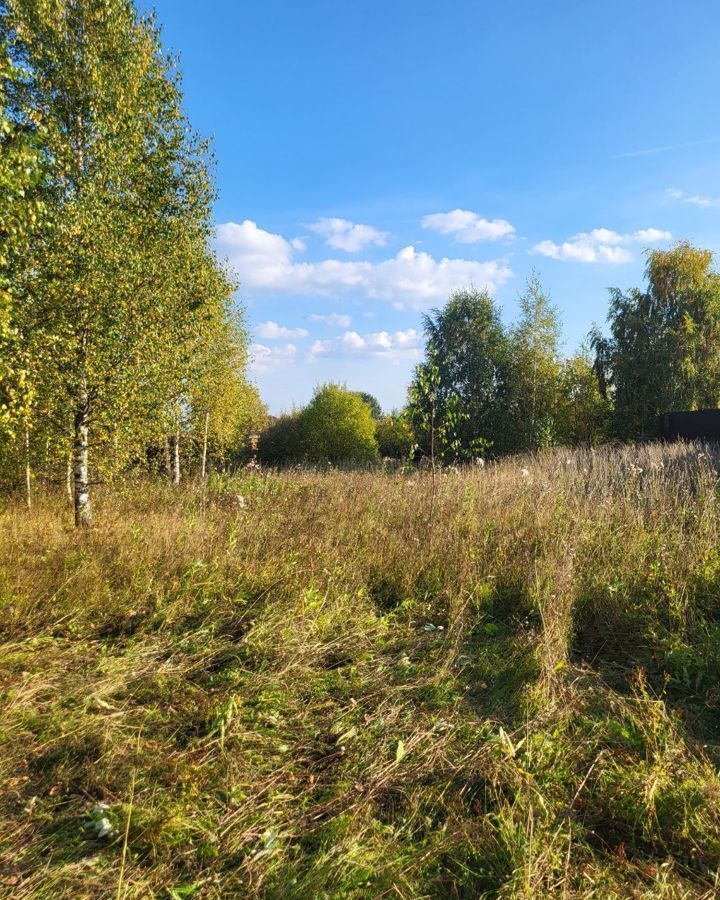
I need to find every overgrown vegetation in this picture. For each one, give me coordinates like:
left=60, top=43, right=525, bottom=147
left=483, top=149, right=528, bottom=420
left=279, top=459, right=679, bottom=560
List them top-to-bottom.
left=0, top=0, right=263, bottom=523
left=3, top=443, right=720, bottom=897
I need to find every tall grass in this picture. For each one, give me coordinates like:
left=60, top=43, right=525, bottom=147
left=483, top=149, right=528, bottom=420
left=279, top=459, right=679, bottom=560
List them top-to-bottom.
left=2, top=443, right=720, bottom=897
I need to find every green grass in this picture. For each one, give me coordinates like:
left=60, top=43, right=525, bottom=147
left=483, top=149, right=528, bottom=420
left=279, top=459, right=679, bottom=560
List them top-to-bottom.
left=2, top=444, right=720, bottom=897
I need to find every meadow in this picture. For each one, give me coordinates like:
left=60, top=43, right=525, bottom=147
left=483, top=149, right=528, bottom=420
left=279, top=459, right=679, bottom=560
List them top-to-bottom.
left=2, top=443, right=720, bottom=898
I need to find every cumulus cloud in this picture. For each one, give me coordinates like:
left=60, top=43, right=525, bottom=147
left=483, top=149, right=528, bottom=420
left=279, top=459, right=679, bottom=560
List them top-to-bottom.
left=668, top=188, right=720, bottom=208
left=421, top=209, right=515, bottom=243
left=308, top=217, right=388, bottom=252
left=216, top=220, right=513, bottom=309
left=216, top=220, right=295, bottom=288
left=532, top=227, right=672, bottom=264
left=310, top=312, right=352, bottom=328
left=256, top=321, right=309, bottom=339
left=310, top=328, right=421, bottom=364
left=250, top=342, right=298, bottom=374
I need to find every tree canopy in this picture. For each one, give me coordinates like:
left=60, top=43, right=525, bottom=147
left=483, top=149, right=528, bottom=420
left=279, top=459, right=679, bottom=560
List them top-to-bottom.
left=0, top=0, right=257, bottom=519
left=593, top=242, right=720, bottom=439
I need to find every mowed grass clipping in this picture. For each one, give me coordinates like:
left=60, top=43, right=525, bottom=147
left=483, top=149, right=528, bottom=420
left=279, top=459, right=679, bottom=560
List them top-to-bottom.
left=3, top=444, right=720, bottom=898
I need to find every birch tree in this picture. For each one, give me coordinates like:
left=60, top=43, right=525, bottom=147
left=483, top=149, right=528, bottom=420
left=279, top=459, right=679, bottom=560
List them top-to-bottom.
left=2, top=0, right=222, bottom=524
left=0, top=42, right=44, bottom=503
left=505, top=274, right=563, bottom=452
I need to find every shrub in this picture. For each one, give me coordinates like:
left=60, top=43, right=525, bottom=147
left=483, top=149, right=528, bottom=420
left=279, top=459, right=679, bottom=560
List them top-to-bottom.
left=300, top=383, right=379, bottom=464
left=354, top=391, right=383, bottom=421
left=257, top=412, right=303, bottom=464
left=376, top=413, right=414, bottom=458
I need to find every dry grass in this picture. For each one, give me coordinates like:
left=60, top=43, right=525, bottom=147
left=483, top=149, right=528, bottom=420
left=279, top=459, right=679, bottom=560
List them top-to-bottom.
left=2, top=443, right=720, bottom=897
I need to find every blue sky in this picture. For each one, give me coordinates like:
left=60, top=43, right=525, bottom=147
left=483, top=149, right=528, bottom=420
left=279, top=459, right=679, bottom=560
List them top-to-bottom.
left=143, top=0, right=720, bottom=414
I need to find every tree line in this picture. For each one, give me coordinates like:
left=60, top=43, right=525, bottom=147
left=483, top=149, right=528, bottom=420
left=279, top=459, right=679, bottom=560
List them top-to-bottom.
left=0, top=0, right=263, bottom=525
left=4, top=4, right=718, bottom=505
left=259, top=243, right=720, bottom=467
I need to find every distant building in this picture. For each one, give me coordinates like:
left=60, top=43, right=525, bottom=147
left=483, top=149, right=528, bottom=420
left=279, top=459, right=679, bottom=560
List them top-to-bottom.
left=663, top=409, right=720, bottom=441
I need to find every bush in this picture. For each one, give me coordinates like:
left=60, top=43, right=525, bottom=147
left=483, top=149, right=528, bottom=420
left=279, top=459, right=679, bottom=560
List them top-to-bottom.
left=300, top=384, right=379, bottom=464
left=354, top=392, right=383, bottom=421
left=257, top=412, right=303, bottom=464
left=376, top=413, right=414, bottom=458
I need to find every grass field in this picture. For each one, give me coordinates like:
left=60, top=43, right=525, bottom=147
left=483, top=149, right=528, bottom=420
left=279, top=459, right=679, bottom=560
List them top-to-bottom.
left=3, top=444, right=720, bottom=898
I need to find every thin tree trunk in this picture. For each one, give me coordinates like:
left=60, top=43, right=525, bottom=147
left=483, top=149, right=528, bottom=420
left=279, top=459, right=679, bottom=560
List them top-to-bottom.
left=73, top=382, right=92, bottom=527
left=429, top=401, right=437, bottom=532
left=201, top=412, right=209, bottom=479
left=24, top=425, right=32, bottom=510
left=173, top=427, right=181, bottom=486
left=164, top=435, right=172, bottom=481
left=66, top=454, right=73, bottom=503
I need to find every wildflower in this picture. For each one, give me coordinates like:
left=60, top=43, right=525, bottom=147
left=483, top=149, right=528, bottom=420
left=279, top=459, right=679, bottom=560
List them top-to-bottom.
left=474, top=457, right=485, bottom=468
left=520, top=467, right=530, bottom=479
left=236, top=495, right=247, bottom=509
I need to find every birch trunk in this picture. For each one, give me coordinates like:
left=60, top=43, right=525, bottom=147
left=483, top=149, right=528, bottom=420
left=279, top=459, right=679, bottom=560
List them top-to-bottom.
left=73, top=383, right=92, bottom=527
left=201, top=412, right=209, bottom=479
left=24, top=426, right=32, bottom=510
left=173, top=428, right=181, bottom=486
left=164, top=435, right=172, bottom=481
left=66, top=454, right=73, bottom=503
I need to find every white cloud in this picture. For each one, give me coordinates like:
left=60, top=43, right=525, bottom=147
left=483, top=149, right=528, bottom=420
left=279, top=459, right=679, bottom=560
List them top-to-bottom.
left=668, top=187, right=719, bottom=208
left=421, top=209, right=515, bottom=243
left=308, top=217, right=388, bottom=252
left=216, top=220, right=513, bottom=309
left=216, top=220, right=294, bottom=288
left=532, top=227, right=672, bottom=264
left=291, top=237, right=307, bottom=251
left=310, top=312, right=352, bottom=328
left=256, top=320, right=309, bottom=339
left=310, top=328, right=421, bottom=364
left=250, top=342, right=298, bottom=374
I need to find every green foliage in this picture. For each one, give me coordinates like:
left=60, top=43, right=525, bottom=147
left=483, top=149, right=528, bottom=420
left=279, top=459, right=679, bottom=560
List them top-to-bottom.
left=0, top=0, right=252, bottom=514
left=0, top=42, right=44, bottom=436
left=594, top=242, right=720, bottom=440
left=505, top=273, right=564, bottom=452
left=410, top=288, right=508, bottom=458
left=185, top=303, right=264, bottom=470
left=555, top=347, right=611, bottom=446
left=409, top=363, right=490, bottom=463
left=299, top=383, right=379, bottom=464
left=258, top=385, right=381, bottom=466
left=354, top=391, right=383, bottom=421
left=257, top=412, right=303, bottom=465
left=376, top=413, right=414, bottom=458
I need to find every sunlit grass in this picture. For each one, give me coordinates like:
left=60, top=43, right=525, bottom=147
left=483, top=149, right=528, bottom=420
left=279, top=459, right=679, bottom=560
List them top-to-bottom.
left=2, top=443, right=720, bottom=897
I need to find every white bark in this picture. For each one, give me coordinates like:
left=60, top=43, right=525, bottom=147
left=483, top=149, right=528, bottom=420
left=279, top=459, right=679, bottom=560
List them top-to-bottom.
left=73, top=383, right=92, bottom=527
left=201, top=412, right=209, bottom=479
left=24, top=426, right=32, bottom=511
left=173, top=427, right=181, bottom=486
left=164, top=435, right=172, bottom=480
left=66, top=454, right=73, bottom=503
